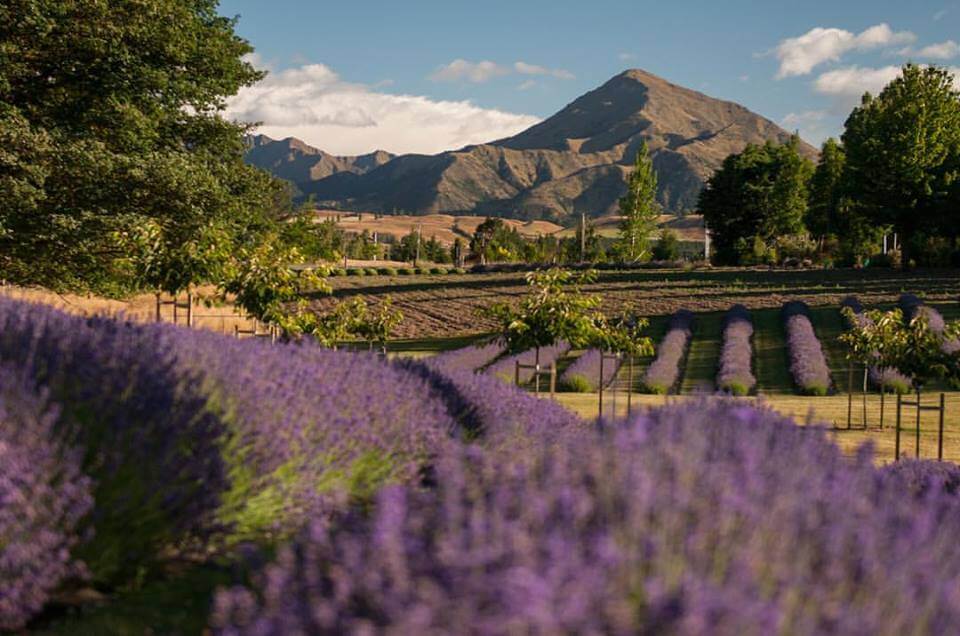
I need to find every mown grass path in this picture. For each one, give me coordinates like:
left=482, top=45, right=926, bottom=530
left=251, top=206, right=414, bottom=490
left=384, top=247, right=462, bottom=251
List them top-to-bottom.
left=752, top=309, right=793, bottom=395
left=679, top=311, right=723, bottom=393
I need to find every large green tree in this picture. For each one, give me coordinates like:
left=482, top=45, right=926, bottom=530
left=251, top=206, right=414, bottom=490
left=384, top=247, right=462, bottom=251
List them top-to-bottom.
left=0, top=0, right=284, bottom=293
left=842, top=64, right=960, bottom=269
left=699, top=136, right=814, bottom=265
left=806, top=137, right=845, bottom=247
left=617, top=141, right=659, bottom=262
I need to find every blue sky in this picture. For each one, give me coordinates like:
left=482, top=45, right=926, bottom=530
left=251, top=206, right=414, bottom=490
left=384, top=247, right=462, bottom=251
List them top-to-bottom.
left=219, top=0, right=960, bottom=155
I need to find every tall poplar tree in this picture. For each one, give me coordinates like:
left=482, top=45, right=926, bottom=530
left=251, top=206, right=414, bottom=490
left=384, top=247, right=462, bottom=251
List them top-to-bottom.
left=618, top=141, right=659, bottom=262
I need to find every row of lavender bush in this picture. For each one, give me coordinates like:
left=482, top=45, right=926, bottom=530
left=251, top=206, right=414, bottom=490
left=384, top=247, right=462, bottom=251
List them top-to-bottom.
left=900, top=294, right=960, bottom=354
left=841, top=296, right=912, bottom=393
left=0, top=297, right=579, bottom=629
left=782, top=301, right=832, bottom=395
left=717, top=305, right=756, bottom=395
left=642, top=310, right=695, bottom=394
left=427, top=339, right=503, bottom=374
left=486, top=341, right=571, bottom=384
left=558, top=349, right=621, bottom=392
left=211, top=399, right=960, bottom=634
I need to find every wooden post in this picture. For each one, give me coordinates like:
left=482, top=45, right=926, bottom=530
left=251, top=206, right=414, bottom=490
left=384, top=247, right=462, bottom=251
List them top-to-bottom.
left=155, top=292, right=162, bottom=323
left=187, top=292, right=194, bottom=328
left=173, top=295, right=178, bottom=325
left=233, top=324, right=239, bottom=339
left=534, top=347, right=541, bottom=395
left=598, top=353, right=605, bottom=419
left=627, top=356, right=633, bottom=417
left=514, top=360, right=521, bottom=388
left=550, top=362, right=556, bottom=397
left=847, top=362, right=853, bottom=430
left=861, top=367, right=868, bottom=429
left=915, top=388, right=922, bottom=459
left=880, top=389, right=885, bottom=430
left=895, top=393, right=902, bottom=461
left=939, top=393, right=946, bottom=461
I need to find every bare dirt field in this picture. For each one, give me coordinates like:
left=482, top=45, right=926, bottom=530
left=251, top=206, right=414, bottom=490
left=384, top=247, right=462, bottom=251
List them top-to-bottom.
left=317, top=267, right=960, bottom=339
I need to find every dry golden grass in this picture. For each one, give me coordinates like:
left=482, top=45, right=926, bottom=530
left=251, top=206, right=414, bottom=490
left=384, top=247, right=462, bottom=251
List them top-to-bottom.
left=550, top=391, right=960, bottom=465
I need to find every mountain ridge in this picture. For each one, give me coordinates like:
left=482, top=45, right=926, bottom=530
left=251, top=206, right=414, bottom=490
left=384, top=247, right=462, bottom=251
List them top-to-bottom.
left=245, top=69, right=816, bottom=221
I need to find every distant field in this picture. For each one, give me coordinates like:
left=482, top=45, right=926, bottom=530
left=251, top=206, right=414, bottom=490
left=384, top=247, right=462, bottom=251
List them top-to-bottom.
left=319, top=267, right=960, bottom=339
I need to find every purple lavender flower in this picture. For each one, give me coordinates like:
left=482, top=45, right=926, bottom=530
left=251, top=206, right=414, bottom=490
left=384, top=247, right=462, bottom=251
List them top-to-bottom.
left=899, top=294, right=959, bottom=354
left=782, top=301, right=831, bottom=395
left=717, top=305, right=755, bottom=395
left=642, top=310, right=695, bottom=394
left=429, top=339, right=503, bottom=374
left=559, top=349, right=621, bottom=392
left=0, top=366, right=93, bottom=631
left=210, top=399, right=960, bottom=635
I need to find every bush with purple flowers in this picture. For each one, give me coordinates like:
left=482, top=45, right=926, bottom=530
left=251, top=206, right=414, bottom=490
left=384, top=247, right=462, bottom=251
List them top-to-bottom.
left=899, top=294, right=960, bottom=354
left=841, top=296, right=912, bottom=393
left=782, top=301, right=831, bottom=395
left=717, top=305, right=755, bottom=395
left=642, top=310, right=695, bottom=394
left=428, top=339, right=503, bottom=374
left=485, top=341, right=570, bottom=385
left=559, top=349, right=620, bottom=392
left=0, top=366, right=93, bottom=631
left=210, top=399, right=960, bottom=634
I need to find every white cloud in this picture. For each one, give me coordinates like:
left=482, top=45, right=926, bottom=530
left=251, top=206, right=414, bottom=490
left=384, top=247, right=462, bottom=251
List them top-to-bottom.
left=933, top=8, right=949, bottom=21
left=774, top=23, right=915, bottom=78
left=901, top=40, right=960, bottom=59
left=618, top=52, right=637, bottom=62
left=429, top=59, right=509, bottom=83
left=514, top=61, right=575, bottom=80
left=226, top=63, right=541, bottom=155
left=813, top=64, right=960, bottom=105
left=738, top=74, right=750, bottom=82
left=518, top=79, right=537, bottom=90
left=780, top=110, right=833, bottom=146
left=781, top=110, right=828, bottom=127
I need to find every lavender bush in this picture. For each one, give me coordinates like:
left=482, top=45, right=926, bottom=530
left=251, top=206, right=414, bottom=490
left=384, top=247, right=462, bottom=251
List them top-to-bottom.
left=899, top=294, right=960, bottom=354
left=841, top=296, right=911, bottom=393
left=782, top=301, right=831, bottom=395
left=717, top=305, right=755, bottom=395
left=642, top=310, right=695, bottom=394
left=428, top=339, right=503, bottom=374
left=485, top=341, right=570, bottom=385
left=559, top=349, right=620, bottom=392
left=0, top=366, right=93, bottom=631
left=211, top=400, right=960, bottom=634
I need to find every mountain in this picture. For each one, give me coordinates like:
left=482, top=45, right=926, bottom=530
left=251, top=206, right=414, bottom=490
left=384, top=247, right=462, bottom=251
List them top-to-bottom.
left=247, top=70, right=816, bottom=221
left=244, top=135, right=394, bottom=190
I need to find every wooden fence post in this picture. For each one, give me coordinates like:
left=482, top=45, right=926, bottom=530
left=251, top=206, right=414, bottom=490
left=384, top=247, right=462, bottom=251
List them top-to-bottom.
left=155, top=292, right=162, bottom=323
left=187, top=292, right=194, bottom=328
left=598, top=353, right=605, bottom=419
left=627, top=355, right=633, bottom=417
left=514, top=360, right=521, bottom=389
left=550, top=362, right=556, bottom=397
left=847, top=362, right=853, bottom=430
left=861, top=367, right=868, bottom=429
left=916, top=388, right=922, bottom=459
left=880, top=389, right=885, bottom=430
left=895, top=393, right=902, bottom=462
left=939, top=393, right=946, bottom=461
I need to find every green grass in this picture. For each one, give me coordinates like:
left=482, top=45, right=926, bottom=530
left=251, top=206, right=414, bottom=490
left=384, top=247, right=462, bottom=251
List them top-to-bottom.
left=808, top=305, right=849, bottom=392
left=753, top=308, right=793, bottom=394
left=679, top=311, right=723, bottom=393
left=33, top=565, right=231, bottom=636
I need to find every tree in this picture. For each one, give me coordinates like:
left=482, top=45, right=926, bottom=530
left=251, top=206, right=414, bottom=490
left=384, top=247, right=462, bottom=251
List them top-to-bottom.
left=0, top=0, right=283, bottom=294
left=842, top=64, right=960, bottom=269
left=699, top=137, right=814, bottom=265
left=806, top=138, right=846, bottom=248
left=617, top=141, right=659, bottom=262
left=652, top=228, right=680, bottom=261
left=485, top=268, right=653, bottom=387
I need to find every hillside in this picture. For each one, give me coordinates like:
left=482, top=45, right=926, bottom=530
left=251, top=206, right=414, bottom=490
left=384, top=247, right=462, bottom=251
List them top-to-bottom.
left=248, top=69, right=816, bottom=222
left=245, top=135, right=394, bottom=189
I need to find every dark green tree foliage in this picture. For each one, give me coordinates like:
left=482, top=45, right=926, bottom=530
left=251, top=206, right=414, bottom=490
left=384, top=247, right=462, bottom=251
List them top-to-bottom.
left=0, top=0, right=281, bottom=292
left=842, top=64, right=960, bottom=269
left=699, top=136, right=814, bottom=265
left=806, top=138, right=846, bottom=245
left=618, top=141, right=659, bottom=262
left=469, top=218, right=527, bottom=264
left=652, top=228, right=680, bottom=261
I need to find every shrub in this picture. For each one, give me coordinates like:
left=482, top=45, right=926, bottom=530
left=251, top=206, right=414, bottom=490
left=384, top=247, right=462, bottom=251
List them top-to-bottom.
left=652, top=228, right=680, bottom=261
left=378, top=267, right=398, bottom=276
left=398, top=267, right=416, bottom=276
left=415, top=267, right=431, bottom=276
left=430, top=267, right=448, bottom=275
left=453, top=267, right=467, bottom=275
left=332, top=268, right=348, bottom=277
left=347, top=268, right=366, bottom=277
left=364, top=268, right=379, bottom=276
left=898, top=293, right=959, bottom=354
left=841, top=296, right=912, bottom=393
left=782, top=301, right=831, bottom=395
left=717, top=305, right=755, bottom=395
left=642, top=310, right=695, bottom=394
left=428, top=340, right=503, bottom=374
left=559, top=349, right=620, bottom=392
left=0, top=366, right=93, bottom=631
left=211, top=400, right=960, bottom=634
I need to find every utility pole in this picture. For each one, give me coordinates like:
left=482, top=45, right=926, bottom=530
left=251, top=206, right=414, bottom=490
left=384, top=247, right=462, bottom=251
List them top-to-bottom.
left=580, top=213, right=586, bottom=262
left=373, top=231, right=379, bottom=261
